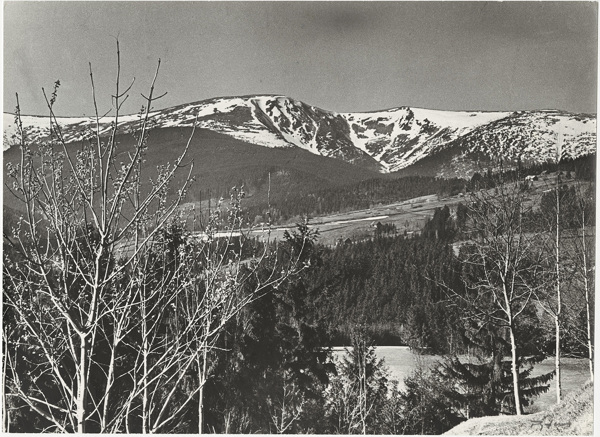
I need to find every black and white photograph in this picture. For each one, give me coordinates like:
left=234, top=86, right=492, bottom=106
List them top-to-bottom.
left=2, top=1, right=597, bottom=434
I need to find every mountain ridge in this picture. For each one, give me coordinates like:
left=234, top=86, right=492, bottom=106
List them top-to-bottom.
left=3, top=95, right=596, bottom=177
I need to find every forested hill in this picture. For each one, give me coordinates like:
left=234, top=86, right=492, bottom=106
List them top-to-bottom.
left=244, top=154, right=595, bottom=223
left=243, top=175, right=466, bottom=224
left=306, top=236, right=461, bottom=347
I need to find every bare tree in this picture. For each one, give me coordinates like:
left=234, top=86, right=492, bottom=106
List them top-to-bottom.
left=3, top=41, right=197, bottom=432
left=3, top=42, right=295, bottom=433
left=535, top=136, right=568, bottom=404
left=552, top=140, right=564, bottom=403
left=535, top=142, right=595, bottom=401
left=456, top=175, right=544, bottom=415
left=566, top=180, right=595, bottom=383
left=158, top=193, right=294, bottom=434
left=325, top=364, right=364, bottom=434
left=267, top=376, right=307, bottom=434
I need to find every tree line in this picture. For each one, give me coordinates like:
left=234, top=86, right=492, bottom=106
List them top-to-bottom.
left=180, top=152, right=594, bottom=228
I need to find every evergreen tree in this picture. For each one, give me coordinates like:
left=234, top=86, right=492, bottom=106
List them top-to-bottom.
left=203, top=222, right=334, bottom=433
left=324, top=327, right=390, bottom=434
left=396, top=367, right=464, bottom=435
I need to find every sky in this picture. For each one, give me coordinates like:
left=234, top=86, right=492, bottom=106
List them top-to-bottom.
left=3, top=1, right=598, bottom=116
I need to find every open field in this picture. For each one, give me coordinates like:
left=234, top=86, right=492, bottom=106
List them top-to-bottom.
left=247, top=193, right=445, bottom=245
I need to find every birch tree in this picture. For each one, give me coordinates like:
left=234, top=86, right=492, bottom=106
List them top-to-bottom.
left=536, top=137, right=568, bottom=404
left=566, top=181, right=595, bottom=382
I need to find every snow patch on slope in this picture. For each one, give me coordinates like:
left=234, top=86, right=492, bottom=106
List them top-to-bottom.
left=252, top=96, right=320, bottom=152
left=151, top=97, right=294, bottom=148
left=341, top=107, right=512, bottom=171
left=410, top=108, right=510, bottom=131
left=3, top=112, right=162, bottom=149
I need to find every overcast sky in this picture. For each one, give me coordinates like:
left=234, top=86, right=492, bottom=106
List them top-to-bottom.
left=3, top=1, right=597, bottom=116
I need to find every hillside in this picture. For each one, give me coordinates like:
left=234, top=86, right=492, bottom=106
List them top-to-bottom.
left=4, top=95, right=596, bottom=177
left=2, top=126, right=382, bottom=216
left=445, top=381, right=593, bottom=435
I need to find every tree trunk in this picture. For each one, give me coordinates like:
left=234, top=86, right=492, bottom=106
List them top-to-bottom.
left=554, top=170, right=562, bottom=403
left=581, top=218, right=594, bottom=383
left=586, top=296, right=594, bottom=383
left=142, top=299, right=149, bottom=435
left=555, top=315, right=562, bottom=403
left=509, top=326, right=522, bottom=415
left=77, top=333, right=88, bottom=433
left=3, top=336, right=9, bottom=433
left=360, top=340, right=367, bottom=435
left=101, top=347, right=117, bottom=431
left=198, top=350, right=207, bottom=434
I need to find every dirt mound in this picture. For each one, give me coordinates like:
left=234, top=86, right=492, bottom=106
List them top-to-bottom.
left=445, top=381, right=593, bottom=435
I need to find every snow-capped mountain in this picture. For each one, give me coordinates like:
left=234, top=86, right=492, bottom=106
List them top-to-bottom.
left=3, top=95, right=596, bottom=175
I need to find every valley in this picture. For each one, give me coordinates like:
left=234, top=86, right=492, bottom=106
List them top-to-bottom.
left=198, top=169, right=588, bottom=246
left=245, top=193, right=444, bottom=245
